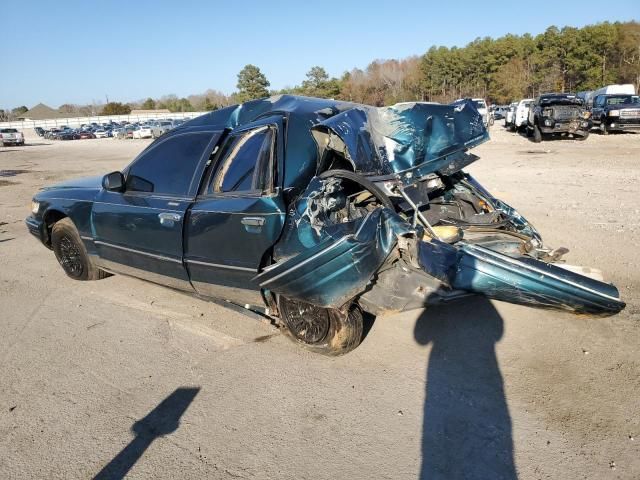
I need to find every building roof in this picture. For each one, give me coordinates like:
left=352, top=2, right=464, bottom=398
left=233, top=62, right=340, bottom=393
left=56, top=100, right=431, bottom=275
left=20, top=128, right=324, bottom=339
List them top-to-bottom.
left=18, top=103, right=67, bottom=120
left=130, top=109, right=171, bottom=115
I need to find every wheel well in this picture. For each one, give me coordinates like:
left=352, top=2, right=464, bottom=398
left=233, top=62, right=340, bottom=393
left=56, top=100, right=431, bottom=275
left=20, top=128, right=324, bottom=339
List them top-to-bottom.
left=43, top=209, right=67, bottom=246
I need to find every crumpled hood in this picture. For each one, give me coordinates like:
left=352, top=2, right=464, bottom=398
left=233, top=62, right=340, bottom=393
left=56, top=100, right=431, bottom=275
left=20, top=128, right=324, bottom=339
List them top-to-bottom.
left=311, top=100, right=488, bottom=178
left=41, top=175, right=103, bottom=191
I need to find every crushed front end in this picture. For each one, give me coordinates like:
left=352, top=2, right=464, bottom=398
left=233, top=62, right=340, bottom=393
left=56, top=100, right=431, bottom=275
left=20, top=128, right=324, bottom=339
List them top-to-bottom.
left=256, top=100, right=624, bottom=322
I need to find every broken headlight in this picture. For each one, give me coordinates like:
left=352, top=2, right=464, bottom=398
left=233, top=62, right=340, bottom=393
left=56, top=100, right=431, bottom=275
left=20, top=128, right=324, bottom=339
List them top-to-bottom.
left=608, top=110, right=620, bottom=117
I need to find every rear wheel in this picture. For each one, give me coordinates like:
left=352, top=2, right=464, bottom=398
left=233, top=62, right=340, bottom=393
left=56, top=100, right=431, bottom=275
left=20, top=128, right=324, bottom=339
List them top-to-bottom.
left=51, top=218, right=108, bottom=281
left=278, top=296, right=364, bottom=356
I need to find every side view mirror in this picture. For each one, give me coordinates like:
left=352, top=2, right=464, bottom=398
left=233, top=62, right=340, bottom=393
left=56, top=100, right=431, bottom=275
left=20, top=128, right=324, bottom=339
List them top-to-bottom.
left=102, top=171, right=125, bottom=192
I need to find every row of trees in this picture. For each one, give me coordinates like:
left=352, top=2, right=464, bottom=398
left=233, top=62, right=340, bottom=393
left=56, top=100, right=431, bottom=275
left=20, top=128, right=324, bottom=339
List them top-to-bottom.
left=3, top=21, right=638, bottom=120
left=234, top=22, right=639, bottom=106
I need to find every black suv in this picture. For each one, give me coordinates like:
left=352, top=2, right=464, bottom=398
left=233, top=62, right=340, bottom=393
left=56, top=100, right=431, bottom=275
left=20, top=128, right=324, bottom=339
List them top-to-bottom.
left=527, top=93, right=591, bottom=142
left=590, top=94, right=640, bottom=134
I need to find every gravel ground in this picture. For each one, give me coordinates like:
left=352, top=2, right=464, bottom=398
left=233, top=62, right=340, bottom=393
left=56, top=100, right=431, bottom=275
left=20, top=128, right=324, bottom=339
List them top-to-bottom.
left=0, top=127, right=638, bottom=479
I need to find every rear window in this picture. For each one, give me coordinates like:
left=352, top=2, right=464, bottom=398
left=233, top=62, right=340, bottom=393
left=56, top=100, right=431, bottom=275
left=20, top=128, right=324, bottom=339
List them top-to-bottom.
left=1, top=128, right=18, bottom=133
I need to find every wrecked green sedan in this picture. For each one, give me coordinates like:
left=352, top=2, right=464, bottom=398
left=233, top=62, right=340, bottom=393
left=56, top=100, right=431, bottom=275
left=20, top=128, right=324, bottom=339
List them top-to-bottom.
left=27, top=95, right=625, bottom=355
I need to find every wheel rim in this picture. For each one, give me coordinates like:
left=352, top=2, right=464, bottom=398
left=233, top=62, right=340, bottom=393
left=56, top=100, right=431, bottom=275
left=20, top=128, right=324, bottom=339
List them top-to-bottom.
left=58, top=235, right=83, bottom=277
left=281, top=298, right=330, bottom=344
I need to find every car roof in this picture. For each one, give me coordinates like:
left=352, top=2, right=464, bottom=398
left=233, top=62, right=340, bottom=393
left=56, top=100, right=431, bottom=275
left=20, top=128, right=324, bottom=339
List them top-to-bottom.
left=182, top=95, right=357, bottom=190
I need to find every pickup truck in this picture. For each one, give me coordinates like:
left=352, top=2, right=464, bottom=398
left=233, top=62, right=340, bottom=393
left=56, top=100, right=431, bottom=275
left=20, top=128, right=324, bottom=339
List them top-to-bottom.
left=527, top=93, right=591, bottom=142
left=590, top=94, right=640, bottom=134
left=26, top=95, right=624, bottom=355
left=511, top=99, right=533, bottom=131
left=1, top=128, right=25, bottom=146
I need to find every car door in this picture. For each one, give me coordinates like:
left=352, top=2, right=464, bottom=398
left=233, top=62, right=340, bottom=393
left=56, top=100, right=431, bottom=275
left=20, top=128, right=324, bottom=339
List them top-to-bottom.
left=592, top=95, right=604, bottom=124
left=185, top=117, right=287, bottom=306
left=92, top=129, right=222, bottom=290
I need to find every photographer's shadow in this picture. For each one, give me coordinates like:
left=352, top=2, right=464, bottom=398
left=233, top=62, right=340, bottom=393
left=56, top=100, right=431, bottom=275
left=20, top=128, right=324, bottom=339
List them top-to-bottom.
left=414, top=296, right=517, bottom=480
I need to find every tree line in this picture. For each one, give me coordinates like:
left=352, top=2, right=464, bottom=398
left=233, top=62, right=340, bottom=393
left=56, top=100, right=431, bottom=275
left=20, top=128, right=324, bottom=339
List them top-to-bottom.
left=2, top=20, right=638, bottom=121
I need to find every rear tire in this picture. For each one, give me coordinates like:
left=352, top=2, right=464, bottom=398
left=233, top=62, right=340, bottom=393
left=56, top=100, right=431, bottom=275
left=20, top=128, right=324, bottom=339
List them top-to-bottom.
left=51, top=218, right=108, bottom=281
left=278, top=296, right=364, bottom=356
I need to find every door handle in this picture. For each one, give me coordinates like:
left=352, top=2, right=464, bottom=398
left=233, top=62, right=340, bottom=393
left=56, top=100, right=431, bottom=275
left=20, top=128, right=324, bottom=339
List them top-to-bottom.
left=158, top=212, right=181, bottom=226
left=241, top=217, right=265, bottom=227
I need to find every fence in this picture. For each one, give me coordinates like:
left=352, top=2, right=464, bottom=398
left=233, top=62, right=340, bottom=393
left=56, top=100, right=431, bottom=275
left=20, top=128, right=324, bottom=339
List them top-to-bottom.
left=0, top=111, right=208, bottom=130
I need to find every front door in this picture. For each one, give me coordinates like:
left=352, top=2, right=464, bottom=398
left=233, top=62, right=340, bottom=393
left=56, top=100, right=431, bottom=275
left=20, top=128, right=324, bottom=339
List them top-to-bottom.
left=185, top=118, right=286, bottom=305
left=93, top=129, right=221, bottom=290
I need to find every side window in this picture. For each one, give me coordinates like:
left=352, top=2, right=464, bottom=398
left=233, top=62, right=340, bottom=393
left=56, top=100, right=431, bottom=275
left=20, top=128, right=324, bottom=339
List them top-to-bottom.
left=208, top=126, right=274, bottom=194
left=126, top=132, right=212, bottom=196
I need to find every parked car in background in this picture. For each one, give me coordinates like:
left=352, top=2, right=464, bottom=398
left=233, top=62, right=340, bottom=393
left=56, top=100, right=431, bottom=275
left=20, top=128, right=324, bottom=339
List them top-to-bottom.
left=582, top=84, right=636, bottom=108
left=527, top=93, right=591, bottom=142
left=590, top=94, right=640, bottom=134
left=26, top=95, right=624, bottom=356
left=472, top=98, right=490, bottom=126
left=512, top=99, right=533, bottom=131
left=504, top=102, right=517, bottom=128
left=493, top=105, right=508, bottom=120
left=151, top=121, right=173, bottom=138
left=132, top=126, right=153, bottom=139
left=35, top=127, right=45, bottom=137
left=1, top=128, right=25, bottom=146
left=94, top=129, right=110, bottom=138
left=59, top=130, right=80, bottom=141
left=78, top=131, right=96, bottom=139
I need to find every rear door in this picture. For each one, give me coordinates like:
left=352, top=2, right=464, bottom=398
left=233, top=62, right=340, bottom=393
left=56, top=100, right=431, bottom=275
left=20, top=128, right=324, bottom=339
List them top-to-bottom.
left=185, top=117, right=286, bottom=305
left=92, top=129, right=222, bottom=290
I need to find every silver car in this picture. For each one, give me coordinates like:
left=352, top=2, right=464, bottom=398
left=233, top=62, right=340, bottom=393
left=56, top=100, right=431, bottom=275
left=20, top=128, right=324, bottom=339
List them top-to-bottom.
left=151, top=121, right=173, bottom=138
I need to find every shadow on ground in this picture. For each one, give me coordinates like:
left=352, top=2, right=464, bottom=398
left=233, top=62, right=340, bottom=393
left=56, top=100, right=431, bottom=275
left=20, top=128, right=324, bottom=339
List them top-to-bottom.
left=414, top=297, right=517, bottom=480
left=93, top=387, right=200, bottom=480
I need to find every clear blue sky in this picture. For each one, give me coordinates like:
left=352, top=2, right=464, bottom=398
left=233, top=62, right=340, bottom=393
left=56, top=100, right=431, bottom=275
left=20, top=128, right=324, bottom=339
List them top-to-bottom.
left=2, top=0, right=637, bottom=109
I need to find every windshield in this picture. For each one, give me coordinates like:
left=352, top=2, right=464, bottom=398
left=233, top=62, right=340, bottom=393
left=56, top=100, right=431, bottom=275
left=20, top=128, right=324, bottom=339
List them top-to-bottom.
left=540, top=95, right=582, bottom=106
left=606, top=95, right=639, bottom=106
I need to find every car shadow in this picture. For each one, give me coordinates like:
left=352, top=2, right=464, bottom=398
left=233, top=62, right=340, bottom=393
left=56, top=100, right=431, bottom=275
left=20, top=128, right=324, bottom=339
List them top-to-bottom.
left=414, top=296, right=517, bottom=480
left=93, top=387, right=200, bottom=480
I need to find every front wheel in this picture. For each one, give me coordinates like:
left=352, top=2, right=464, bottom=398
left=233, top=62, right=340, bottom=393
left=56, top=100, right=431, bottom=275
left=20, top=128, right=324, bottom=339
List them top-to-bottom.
left=575, top=132, right=589, bottom=141
left=51, top=218, right=108, bottom=281
left=278, top=296, right=364, bottom=356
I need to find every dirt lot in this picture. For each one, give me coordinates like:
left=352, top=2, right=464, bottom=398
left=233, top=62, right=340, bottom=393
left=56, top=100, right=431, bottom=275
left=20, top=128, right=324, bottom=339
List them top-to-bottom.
left=1, top=127, right=639, bottom=479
